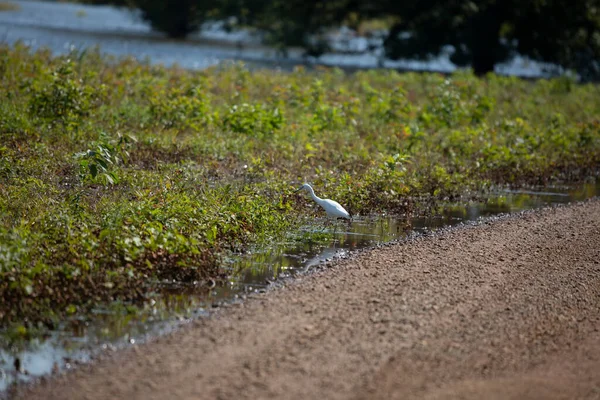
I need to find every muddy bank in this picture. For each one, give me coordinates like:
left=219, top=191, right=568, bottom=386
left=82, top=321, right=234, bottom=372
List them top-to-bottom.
left=13, top=199, right=600, bottom=400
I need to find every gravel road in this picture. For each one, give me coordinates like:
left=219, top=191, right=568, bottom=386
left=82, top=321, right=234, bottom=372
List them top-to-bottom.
left=15, top=199, right=600, bottom=400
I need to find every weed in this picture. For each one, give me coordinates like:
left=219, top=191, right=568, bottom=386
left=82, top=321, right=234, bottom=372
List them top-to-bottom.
left=0, top=44, right=599, bottom=334
left=27, top=59, right=105, bottom=130
left=222, top=103, right=285, bottom=137
left=75, top=132, right=137, bottom=185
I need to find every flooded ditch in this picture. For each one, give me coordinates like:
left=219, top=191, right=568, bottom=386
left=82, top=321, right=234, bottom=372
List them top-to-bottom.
left=1, top=181, right=599, bottom=393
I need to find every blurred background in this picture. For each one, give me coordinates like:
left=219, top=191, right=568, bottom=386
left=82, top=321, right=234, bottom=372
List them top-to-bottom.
left=0, top=0, right=599, bottom=79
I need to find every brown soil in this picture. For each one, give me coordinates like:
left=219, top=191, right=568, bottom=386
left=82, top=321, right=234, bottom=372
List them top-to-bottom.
left=14, top=199, right=600, bottom=400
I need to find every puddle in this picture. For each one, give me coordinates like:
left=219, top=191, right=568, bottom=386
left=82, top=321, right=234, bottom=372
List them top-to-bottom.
left=1, top=180, right=599, bottom=392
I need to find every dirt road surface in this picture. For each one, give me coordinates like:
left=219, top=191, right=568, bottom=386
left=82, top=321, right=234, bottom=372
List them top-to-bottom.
left=15, top=199, right=600, bottom=400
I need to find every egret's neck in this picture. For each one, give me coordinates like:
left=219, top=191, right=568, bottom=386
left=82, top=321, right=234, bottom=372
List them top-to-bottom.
left=306, top=187, right=322, bottom=203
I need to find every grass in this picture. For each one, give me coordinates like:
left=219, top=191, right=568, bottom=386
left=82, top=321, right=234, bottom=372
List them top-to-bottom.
left=1, top=42, right=599, bottom=337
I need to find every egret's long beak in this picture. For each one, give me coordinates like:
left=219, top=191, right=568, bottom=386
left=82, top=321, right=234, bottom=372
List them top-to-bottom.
left=293, top=187, right=303, bottom=193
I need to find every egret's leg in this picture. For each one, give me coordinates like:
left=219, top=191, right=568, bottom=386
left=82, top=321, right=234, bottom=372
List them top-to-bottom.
left=320, top=218, right=330, bottom=232
left=332, top=219, right=338, bottom=248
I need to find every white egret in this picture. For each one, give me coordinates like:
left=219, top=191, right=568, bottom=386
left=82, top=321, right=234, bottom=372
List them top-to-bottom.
left=294, top=183, right=351, bottom=220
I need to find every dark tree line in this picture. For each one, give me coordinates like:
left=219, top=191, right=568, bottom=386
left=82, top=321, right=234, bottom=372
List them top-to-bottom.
left=87, top=0, right=600, bottom=79
left=378, top=0, right=600, bottom=78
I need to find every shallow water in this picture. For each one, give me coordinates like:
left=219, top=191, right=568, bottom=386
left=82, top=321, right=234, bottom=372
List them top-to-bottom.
left=0, top=0, right=547, bottom=75
left=0, top=2, right=590, bottom=392
left=1, top=181, right=598, bottom=392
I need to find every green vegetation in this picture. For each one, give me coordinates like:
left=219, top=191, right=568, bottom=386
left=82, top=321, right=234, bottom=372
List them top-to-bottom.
left=1, top=43, right=600, bottom=335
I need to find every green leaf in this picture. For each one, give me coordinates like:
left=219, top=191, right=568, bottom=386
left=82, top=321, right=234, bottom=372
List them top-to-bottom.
left=96, top=158, right=108, bottom=171
left=89, top=163, right=98, bottom=178
left=103, top=173, right=115, bottom=185
left=99, top=229, right=111, bottom=240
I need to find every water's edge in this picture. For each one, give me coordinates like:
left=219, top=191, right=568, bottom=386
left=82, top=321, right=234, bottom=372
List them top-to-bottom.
left=0, top=0, right=547, bottom=76
left=1, top=182, right=598, bottom=393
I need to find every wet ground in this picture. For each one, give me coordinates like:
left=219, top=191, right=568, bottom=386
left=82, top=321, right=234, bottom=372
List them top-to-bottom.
left=0, top=1, right=591, bottom=393
left=1, top=181, right=598, bottom=393
left=13, top=191, right=600, bottom=400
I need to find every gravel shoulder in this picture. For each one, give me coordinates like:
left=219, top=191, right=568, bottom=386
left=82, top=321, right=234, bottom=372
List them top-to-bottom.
left=15, top=199, right=600, bottom=400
